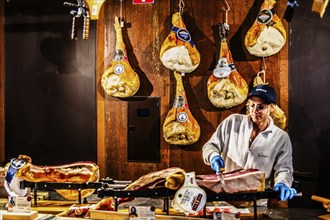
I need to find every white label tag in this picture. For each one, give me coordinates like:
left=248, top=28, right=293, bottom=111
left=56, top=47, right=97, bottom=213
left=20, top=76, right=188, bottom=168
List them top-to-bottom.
left=92, top=6, right=98, bottom=16
left=213, top=58, right=232, bottom=78
left=114, top=64, right=125, bottom=75
left=177, top=112, right=188, bottom=123
left=173, top=172, right=207, bottom=215
left=7, top=196, right=32, bottom=213
left=128, top=206, right=155, bottom=220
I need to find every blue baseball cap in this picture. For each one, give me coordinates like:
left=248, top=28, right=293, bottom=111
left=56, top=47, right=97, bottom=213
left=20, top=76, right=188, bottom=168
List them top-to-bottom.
left=248, top=84, right=276, bottom=104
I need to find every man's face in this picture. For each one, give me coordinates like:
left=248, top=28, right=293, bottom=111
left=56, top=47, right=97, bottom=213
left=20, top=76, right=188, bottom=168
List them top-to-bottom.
left=248, top=96, right=270, bottom=124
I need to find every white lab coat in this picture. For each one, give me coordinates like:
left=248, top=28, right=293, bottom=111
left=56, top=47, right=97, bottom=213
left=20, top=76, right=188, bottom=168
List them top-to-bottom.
left=202, top=113, right=294, bottom=189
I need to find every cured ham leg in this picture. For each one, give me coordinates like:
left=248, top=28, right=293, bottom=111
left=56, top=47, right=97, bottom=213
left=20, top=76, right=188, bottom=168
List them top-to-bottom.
left=245, top=0, right=286, bottom=57
left=160, top=12, right=200, bottom=73
left=101, top=16, right=140, bottom=98
left=207, top=41, right=248, bottom=109
left=163, top=72, right=200, bottom=145
left=4, top=155, right=99, bottom=200
left=91, top=167, right=186, bottom=211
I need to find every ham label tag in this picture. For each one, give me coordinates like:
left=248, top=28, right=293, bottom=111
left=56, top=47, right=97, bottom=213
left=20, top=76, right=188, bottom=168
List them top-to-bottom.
left=257, top=9, right=273, bottom=24
left=171, top=26, right=195, bottom=46
left=114, top=49, right=125, bottom=61
left=213, top=58, right=235, bottom=78
left=114, top=64, right=125, bottom=75
left=173, top=96, right=185, bottom=108
left=177, top=112, right=188, bottom=123
left=5, top=158, right=25, bottom=184
left=173, top=172, right=207, bottom=214
left=8, top=196, right=32, bottom=213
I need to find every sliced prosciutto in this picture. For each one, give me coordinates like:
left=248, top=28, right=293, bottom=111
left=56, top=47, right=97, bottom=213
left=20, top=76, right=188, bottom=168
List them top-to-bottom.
left=196, top=169, right=265, bottom=194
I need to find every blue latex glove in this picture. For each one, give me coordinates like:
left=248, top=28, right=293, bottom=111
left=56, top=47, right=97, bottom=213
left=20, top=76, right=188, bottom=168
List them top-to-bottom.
left=210, top=155, right=225, bottom=173
left=274, top=182, right=297, bottom=201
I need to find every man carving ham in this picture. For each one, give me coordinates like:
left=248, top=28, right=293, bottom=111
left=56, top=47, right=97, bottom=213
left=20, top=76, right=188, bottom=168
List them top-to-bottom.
left=202, top=85, right=297, bottom=205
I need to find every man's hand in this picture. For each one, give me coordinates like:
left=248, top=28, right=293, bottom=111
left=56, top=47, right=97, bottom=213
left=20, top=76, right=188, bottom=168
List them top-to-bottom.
left=210, top=155, right=225, bottom=174
left=274, top=182, right=297, bottom=201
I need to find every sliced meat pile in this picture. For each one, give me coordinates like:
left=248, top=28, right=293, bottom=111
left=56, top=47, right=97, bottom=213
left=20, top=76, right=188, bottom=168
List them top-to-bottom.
left=245, top=0, right=286, bottom=57
left=160, top=12, right=200, bottom=74
left=101, top=16, right=140, bottom=98
left=163, top=72, right=201, bottom=145
left=196, top=169, right=265, bottom=194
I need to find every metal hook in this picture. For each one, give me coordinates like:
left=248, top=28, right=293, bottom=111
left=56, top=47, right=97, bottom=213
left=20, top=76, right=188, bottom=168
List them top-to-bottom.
left=178, top=0, right=185, bottom=15
left=221, top=0, right=230, bottom=25
left=222, top=0, right=230, bottom=12
left=262, top=57, right=267, bottom=72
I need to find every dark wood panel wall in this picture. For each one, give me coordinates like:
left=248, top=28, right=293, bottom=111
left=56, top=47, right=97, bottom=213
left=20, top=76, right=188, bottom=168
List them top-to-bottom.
left=96, top=0, right=288, bottom=180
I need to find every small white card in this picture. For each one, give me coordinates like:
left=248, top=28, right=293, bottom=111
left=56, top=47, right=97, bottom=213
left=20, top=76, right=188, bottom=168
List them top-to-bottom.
left=7, top=196, right=32, bottom=213
left=128, top=206, right=156, bottom=220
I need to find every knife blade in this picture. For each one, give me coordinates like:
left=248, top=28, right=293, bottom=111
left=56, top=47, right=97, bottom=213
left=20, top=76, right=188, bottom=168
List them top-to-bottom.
left=216, top=168, right=225, bottom=185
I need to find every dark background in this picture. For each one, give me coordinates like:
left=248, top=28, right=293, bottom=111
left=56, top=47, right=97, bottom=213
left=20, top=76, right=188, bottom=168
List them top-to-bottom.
left=4, top=0, right=97, bottom=165
left=289, top=0, right=330, bottom=209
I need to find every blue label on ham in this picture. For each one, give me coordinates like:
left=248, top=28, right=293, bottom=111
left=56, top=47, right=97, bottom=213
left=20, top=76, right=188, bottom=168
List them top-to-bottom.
left=171, top=26, right=195, bottom=46
left=5, top=158, right=25, bottom=184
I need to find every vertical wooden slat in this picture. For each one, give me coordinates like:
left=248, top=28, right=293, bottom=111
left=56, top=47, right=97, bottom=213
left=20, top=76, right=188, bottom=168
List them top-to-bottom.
left=96, top=3, right=106, bottom=178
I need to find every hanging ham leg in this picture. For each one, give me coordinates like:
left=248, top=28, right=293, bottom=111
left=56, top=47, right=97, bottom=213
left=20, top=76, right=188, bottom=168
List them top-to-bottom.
left=245, top=0, right=286, bottom=57
left=160, top=12, right=200, bottom=74
left=101, top=16, right=140, bottom=98
left=207, top=41, right=248, bottom=109
left=163, top=72, right=200, bottom=145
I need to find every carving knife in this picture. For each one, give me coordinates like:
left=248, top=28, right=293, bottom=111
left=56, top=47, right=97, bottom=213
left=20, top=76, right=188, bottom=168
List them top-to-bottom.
left=216, top=168, right=225, bottom=185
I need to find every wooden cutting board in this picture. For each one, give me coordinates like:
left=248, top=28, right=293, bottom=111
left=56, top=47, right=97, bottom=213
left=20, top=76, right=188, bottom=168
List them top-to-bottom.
left=1, top=210, right=38, bottom=220
left=90, top=210, right=210, bottom=220
left=318, top=214, right=330, bottom=220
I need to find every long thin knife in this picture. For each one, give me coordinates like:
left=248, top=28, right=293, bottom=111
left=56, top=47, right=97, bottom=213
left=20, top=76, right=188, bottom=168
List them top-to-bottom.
left=216, top=168, right=225, bottom=185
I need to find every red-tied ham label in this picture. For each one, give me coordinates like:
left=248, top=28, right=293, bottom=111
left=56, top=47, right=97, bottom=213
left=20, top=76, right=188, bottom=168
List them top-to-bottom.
left=133, top=0, right=154, bottom=4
